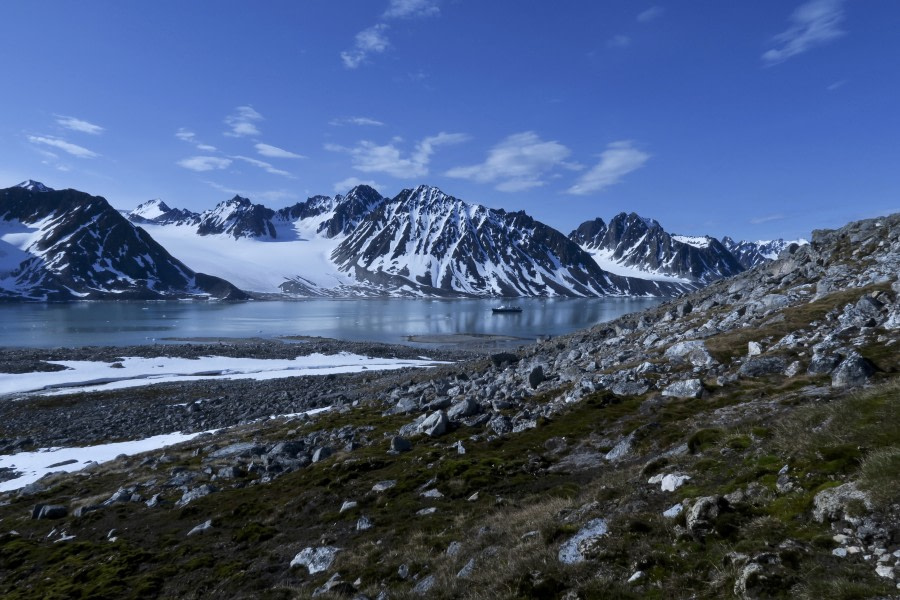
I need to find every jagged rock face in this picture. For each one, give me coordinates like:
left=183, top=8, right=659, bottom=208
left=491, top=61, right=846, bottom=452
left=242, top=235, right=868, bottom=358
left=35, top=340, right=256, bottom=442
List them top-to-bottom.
left=0, top=183, right=244, bottom=301
left=278, top=185, right=386, bottom=238
left=332, top=186, right=692, bottom=297
left=196, top=196, right=277, bottom=239
left=128, top=199, right=199, bottom=226
left=571, top=212, right=745, bottom=284
left=720, top=237, right=804, bottom=269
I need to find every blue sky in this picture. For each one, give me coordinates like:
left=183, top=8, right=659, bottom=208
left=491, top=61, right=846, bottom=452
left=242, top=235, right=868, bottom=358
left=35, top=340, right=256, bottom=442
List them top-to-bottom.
left=1, top=0, right=897, bottom=241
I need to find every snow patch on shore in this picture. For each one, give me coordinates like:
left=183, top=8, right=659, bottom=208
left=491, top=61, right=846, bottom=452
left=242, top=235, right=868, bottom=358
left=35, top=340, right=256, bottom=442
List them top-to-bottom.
left=0, top=353, right=447, bottom=396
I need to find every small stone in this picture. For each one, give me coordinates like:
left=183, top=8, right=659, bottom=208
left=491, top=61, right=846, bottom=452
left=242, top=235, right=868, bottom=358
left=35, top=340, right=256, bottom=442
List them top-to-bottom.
left=747, top=341, right=763, bottom=356
left=661, top=379, right=703, bottom=399
left=311, top=447, right=333, bottom=463
left=372, top=480, right=396, bottom=493
left=421, top=488, right=444, bottom=499
left=467, top=492, right=479, bottom=502
left=340, top=500, right=358, bottom=513
left=663, top=503, right=684, bottom=518
left=416, top=507, right=438, bottom=516
left=356, top=516, right=373, bottom=531
left=558, top=518, right=608, bottom=565
left=187, top=520, right=213, bottom=536
left=446, top=541, right=463, bottom=556
left=832, top=548, right=848, bottom=558
left=457, top=558, right=476, bottom=579
left=876, top=564, right=895, bottom=579
left=628, top=571, right=644, bottom=583
left=412, top=574, right=436, bottom=594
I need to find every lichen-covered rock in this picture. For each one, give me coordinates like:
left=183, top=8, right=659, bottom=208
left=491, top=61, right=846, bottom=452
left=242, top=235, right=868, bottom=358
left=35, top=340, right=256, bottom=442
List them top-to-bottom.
left=664, top=341, right=716, bottom=367
left=831, top=352, right=876, bottom=387
left=661, top=379, right=703, bottom=399
left=812, top=482, right=872, bottom=523
left=290, top=546, right=340, bottom=574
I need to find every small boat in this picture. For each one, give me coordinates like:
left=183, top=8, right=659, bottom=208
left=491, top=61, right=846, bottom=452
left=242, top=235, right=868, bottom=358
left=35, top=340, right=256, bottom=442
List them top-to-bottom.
left=491, top=305, right=523, bottom=313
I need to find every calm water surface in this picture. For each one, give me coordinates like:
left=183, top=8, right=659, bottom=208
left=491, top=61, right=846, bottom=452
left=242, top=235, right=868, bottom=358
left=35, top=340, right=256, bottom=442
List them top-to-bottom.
left=0, top=298, right=664, bottom=349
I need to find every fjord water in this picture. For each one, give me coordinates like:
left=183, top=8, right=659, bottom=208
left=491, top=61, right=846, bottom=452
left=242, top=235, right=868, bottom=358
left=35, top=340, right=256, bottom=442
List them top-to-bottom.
left=0, top=298, right=664, bottom=349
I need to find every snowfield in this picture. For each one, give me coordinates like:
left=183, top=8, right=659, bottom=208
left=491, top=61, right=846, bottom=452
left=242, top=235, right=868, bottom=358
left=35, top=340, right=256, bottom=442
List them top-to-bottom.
left=0, top=353, right=448, bottom=397
left=0, top=407, right=334, bottom=492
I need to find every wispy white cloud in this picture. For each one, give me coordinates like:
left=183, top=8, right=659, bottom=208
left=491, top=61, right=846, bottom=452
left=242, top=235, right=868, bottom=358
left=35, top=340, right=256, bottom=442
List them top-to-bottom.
left=342, top=0, right=439, bottom=69
left=383, top=0, right=439, bottom=19
left=762, top=0, right=846, bottom=65
left=637, top=6, right=665, bottom=22
left=341, top=24, right=390, bottom=69
left=607, top=35, right=631, bottom=49
left=827, top=79, right=848, bottom=91
left=224, top=106, right=263, bottom=137
left=55, top=115, right=104, bottom=135
left=329, top=116, right=385, bottom=127
left=176, top=128, right=218, bottom=152
left=327, top=132, right=468, bottom=178
left=446, top=132, right=578, bottom=192
left=28, top=135, right=98, bottom=159
left=566, top=141, right=649, bottom=195
left=255, top=143, right=305, bottom=159
left=232, top=155, right=294, bottom=178
left=177, top=156, right=232, bottom=172
left=333, top=176, right=381, bottom=194
left=205, top=181, right=298, bottom=204
left=750, top=214, right=786, bottom=225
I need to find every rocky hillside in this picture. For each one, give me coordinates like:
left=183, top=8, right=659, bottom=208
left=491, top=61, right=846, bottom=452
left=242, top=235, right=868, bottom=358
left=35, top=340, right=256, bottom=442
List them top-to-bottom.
left=0, top=213, right=898, bottom=599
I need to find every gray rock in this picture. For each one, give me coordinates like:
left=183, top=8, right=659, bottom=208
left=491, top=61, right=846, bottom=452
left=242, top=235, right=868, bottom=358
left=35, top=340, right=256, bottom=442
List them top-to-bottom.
left=664, top=340, right=716, bottom=367
left=747, top=341, right=763, bottom=356
left=490, top=352, right=519, bottom=368
left=807, top=352, right=841, bottom=375
left=831, top=352, right=876, bottom=387
left=739, top=356, right=787, bottom=377
left=528, top=365, right=546, bottom=389
left=661, top=379, right=703, bottom=399
left=610, top=381, right=650, bottom=396
left=391, top=397, right=420, bottom=414
left=447, top=398, right=479, bottom=420
left=417, top=410, right=449, bottom=437
left=488, top=415, right=513, bottom=436
left=390, top=436, right=412, bottom=452
left=267, top=441, right=305, bottom=458
left=208, top=442, right=265, bottom=459
left=311, top=447, right=333, bottom=463
left=216, top=466, right=244, bottom=479
left=372, top=480, right=396, bottom=493
left=813, top=482, right=872, bottom=523
left=176, top=484, right=216, bottom=508
left=686, top=496, right=722, bottom=539
left=340, top=500, right=358, bottom=513
left=33, top=504, right=67, bottom=520
left=356, top=515, right=373, bottom=531
left=558, top=518, right=608, bottom=564
left=187, top=519, right=213, bottom=536
left=290, top=546, right=340, bottom=574
left=457, top=557, right=476, bottom=579
left=412, top=574, right=437, bottom=594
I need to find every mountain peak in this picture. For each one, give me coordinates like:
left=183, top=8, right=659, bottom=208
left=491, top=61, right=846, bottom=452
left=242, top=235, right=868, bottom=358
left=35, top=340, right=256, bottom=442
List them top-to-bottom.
left=16, top=180, right=52, bottom=192
left=131, top=199, right=172, bottom=220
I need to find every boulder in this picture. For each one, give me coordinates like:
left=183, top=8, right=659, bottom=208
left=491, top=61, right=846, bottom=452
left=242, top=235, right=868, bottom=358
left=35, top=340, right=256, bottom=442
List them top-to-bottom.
left=664, top=341, right=716, bottom=367
left=490, top=352, right=519, bottom=368
left=831, top=352, right=876, bottom=387
left=739, top=356, right=787, bottom=378
left=528, top=365, right=546, bottom=389
left=661, top=379, right=703, bottom=399
left=447, top=398, right=479, bottom=420
left=417, top=410, right=449, bottom=437
left=389, top=436, right=412, bottom=452
left=208, top=442, right=265, bottom=459
left=813, top=482, right=872, bottom=523
left=175, top=484, right=216, bottom=508
left=685, top=496, right=722, bottom=539
left=32, top=504, right=67, bottom=520
left=558, top=518, right=608, bottom=564
left=187, top=520, right=213, bottom=536
left=290, top=546, right=340, bottom=574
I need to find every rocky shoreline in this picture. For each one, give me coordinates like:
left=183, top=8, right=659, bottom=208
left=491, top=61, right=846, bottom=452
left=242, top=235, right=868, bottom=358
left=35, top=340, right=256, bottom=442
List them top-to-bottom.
left=0, top=338, right=475, bottom=451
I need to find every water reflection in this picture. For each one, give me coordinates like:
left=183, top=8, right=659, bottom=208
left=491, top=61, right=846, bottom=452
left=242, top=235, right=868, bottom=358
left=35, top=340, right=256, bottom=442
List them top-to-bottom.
left=0, top=297, right=664, bottom=348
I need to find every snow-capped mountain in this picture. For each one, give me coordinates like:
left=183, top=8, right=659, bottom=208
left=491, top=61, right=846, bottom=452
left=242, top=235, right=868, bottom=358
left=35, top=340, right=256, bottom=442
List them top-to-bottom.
left=0, top=182, right=244, bottom=301
left=129, top=185, right=695, bottom=298
left=331, top=186, right=693, bottom=297
left=128, top=199, right=200, bottom=226
left=570, top=212, right=744, bottom=284
left=720, top=236, right=808, bottom=269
